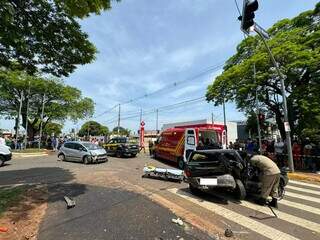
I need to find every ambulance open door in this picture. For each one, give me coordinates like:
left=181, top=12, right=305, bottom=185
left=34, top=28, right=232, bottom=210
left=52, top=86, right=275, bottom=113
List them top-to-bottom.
left=184, top=128, right=197, bottom=162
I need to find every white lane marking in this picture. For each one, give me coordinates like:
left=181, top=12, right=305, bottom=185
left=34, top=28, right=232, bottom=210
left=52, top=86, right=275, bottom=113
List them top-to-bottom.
left=289, top=180, right=320, bottom=189
left=286, top=185, right=320, bottom=196
left=168, top=188, right=299, bottom=240
left=286, top=191, right=320, bottom=204
left=238, top=199, right=320, bottom=234
left=280, top=199, right=320, bottom=216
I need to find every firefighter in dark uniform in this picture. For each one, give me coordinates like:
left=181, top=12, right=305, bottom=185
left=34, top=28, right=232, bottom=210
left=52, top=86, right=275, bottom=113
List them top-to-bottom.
left=250, top=154, right=281, bottom=208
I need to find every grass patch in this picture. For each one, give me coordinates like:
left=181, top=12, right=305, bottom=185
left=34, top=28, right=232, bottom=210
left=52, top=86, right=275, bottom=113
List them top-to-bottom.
left=12, top=148, right=46, bottom=153
left=0, top=186, right=26, bottom=216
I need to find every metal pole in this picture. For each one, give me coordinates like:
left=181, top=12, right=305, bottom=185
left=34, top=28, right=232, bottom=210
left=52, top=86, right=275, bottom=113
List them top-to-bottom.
left=255, top=29, right=294, bottom=172
left=254, top=64, right=262, bottom=153
left=25, top=81, right=30, bottom=147
left=15, top=91, right=23, bottom=149
left=38, top=94, right=45, bottom=150
left=222, top=97, right=228, bottom=148
left=117, top=104, right=121, bottom=135
left=140, top=108, right=142, bottom=124
left=156, top=109, right=159, bottom=132
left=211, top=113, right=214, bottom=125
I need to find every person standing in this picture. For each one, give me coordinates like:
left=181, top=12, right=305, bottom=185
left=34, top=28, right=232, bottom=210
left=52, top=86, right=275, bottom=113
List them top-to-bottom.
left=0, top=134, right=5, bottom=145
left=274, top=137, right=285, bottom=167
left=292, top=141, right=302, bottom=169
left=250, top=154, right=281, bottom=208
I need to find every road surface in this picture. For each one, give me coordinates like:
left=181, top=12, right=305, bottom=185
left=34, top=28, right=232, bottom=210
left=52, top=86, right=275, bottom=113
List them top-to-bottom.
left=0, top=153, right=319, bottom=240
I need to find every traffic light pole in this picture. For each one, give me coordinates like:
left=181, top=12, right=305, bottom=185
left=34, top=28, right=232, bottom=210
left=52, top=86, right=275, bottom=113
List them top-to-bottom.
left=255, top=28, right=294, bottom=172
left=253, top=63, right=262, bottom=154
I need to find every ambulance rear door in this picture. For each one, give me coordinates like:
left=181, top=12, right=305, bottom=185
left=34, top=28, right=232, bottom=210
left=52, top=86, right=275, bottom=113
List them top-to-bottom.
left=184, top=128, right=197, bottom=162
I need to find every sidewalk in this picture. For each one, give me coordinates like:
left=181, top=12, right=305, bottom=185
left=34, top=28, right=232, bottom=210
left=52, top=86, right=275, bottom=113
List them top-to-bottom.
left=288, top=172, right=320, bottom=184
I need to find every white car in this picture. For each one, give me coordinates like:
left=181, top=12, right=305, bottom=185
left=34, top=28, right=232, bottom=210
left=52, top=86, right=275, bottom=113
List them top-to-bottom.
left=0, top=144, right=12, bottom=167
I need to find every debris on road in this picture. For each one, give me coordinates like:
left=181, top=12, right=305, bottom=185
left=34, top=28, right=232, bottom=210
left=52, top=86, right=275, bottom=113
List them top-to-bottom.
left=143, top=165, right=184, bottom=182
left=64, top=196, right=76, bottom=209
left=171, top=218, right=184, bottom=226
left=224, top=228, right=233, bottom=237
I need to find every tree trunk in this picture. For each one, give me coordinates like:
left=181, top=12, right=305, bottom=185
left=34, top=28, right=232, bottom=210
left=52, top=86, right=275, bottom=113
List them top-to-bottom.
left=275, top=112, right=286, bottom=140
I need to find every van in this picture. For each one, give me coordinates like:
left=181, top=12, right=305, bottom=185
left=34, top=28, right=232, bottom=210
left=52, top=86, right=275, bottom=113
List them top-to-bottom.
left=154, top=124, right=224, bottom=169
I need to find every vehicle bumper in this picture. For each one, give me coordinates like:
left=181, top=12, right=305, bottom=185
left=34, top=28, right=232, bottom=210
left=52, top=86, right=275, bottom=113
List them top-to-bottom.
left=123, top=149, right=139, bottom=156
left=90, top=155, right=108, bottom=163
left=189, top=174, right=236, bottom=190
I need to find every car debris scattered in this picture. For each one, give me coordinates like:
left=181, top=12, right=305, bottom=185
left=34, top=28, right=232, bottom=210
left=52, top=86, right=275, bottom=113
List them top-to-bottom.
left=142, top=165, right=184, bottom=182
left=64, top=196, right=76, bottom=209
left=171, top=218, right=184, bottom=226
left=224, top=228, right=233, bottom=237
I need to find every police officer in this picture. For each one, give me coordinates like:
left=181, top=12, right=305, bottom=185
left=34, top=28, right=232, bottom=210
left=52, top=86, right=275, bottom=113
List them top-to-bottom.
left=250, top=154, right=280, bottom=208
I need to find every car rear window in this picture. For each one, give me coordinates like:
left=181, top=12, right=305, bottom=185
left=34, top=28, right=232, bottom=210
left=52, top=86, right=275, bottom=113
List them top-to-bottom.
left=190, top=153, right=220, bottom=162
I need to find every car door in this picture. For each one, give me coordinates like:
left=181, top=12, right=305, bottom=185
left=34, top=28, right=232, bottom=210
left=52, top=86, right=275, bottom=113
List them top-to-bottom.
left=184, top=128, right=197, bottom=162
left=106, top=139, right=116, bottom=155
left=63, top=143, right=74, bottom=161
left=73, top=143, right=85, bottom=162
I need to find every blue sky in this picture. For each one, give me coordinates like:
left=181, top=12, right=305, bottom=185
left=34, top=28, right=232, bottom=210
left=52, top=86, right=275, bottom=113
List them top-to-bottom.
left=1, top=0, right=319, bottom=133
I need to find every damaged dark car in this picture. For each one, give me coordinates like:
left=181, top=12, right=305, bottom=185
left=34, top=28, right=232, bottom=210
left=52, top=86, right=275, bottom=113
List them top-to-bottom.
left=184, top=149, right=247, bottom=200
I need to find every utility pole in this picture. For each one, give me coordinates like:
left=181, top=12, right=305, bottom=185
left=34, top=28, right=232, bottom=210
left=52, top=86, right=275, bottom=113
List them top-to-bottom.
left=255, top=30, right=294, bottom=171
left=254, top=63, right=262, bottom=153
left=24, top=81, right=31, bottom=147
left=15, top=91, right=24, bottom=149
left=38, top=94, right=45, bottom=150
left=222, top=96, right=228, bottom=148
left=117, top=104, right=121, bottom=135
left=140, top=108, right=142, bottom=124
left=156, top=109, right=159, bottom=132
left=211, top=113, right=214, bottom=125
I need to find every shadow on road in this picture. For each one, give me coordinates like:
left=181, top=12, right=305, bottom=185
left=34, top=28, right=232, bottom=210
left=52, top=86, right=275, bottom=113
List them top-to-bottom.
left=0, top=167, right=75, bottom=186
left=177, top=188, right=229, bottom=205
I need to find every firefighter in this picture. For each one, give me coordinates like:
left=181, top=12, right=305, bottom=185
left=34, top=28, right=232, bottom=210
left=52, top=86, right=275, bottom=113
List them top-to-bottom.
left=250, top=154, right=281, bottom=208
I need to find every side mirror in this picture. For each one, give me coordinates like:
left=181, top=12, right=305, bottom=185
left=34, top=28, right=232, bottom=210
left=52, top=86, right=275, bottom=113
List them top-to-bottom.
left=81, top=147, right=87, bottom=152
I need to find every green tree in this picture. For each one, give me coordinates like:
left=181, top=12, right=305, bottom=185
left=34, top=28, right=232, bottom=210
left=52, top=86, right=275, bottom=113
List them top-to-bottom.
left=0, top=0, right=120, bottom=76
left=206, top=3, right=320, bottom=140
left=0, top=70, right=94, bottom=139
left=78, top=121, right=109, bottom=137
left=43, top=122, right=63, bottom=136
left=112, top=126, right=130, bottom=136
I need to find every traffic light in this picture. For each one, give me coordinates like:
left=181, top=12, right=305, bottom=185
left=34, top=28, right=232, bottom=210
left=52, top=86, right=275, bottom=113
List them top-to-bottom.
left=239, top=0, right=259, bottom=34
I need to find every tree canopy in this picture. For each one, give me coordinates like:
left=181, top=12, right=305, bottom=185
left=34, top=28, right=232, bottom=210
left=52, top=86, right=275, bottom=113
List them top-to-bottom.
left=0, top=0, right=121, bottom=76
left=206, top=2, right=320, bottom=140
left=0, top=70, right=94, bottom=139
left=78, top=121, right=109, bottom=137
left=112, top=126, right=130, bottom=136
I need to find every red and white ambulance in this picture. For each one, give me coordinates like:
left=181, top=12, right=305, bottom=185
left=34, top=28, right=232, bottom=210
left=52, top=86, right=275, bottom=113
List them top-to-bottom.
left=154, top=123, right=226, bottom=169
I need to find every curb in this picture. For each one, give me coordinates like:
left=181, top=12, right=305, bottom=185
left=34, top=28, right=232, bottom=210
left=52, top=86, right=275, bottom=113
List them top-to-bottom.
left=288, top=172, right=320, bottom=184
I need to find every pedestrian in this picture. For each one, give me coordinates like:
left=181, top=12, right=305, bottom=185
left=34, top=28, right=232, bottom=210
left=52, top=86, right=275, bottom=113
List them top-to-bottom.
left=51, top=136, right=57, bottom=151
left=274, top=137, right=285, bottom=167
left=303, top=138, right=314, bottom=171
left=233, top=139, right=240, bottom=150
left=246, top=139, right=255, bottom=155
left=148, top=140, right=154, bottom=155
left=292, top=140, right=302, bottom=169
left=228, top=141, right=234, bottom=149
left=250, top=154, right=281, bottom=208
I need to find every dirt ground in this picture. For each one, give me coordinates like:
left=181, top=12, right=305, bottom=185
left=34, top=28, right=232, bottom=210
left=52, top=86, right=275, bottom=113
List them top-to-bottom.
left=0, top=186, right=48, bottom=240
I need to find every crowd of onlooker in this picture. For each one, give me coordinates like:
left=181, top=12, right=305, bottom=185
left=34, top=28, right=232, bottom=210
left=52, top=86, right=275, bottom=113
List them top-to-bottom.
left=229, top=137, right=320, bottom=173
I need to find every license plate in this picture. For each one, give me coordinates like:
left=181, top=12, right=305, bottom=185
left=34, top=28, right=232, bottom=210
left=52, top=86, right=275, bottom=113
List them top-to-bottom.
left=199, top=178, right=217, bottom=186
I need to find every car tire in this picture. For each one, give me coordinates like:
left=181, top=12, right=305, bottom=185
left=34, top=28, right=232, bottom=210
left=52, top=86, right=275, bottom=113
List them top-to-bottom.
left=116, top=151, right=123, bottom=158
left=58, top=154, right=66, bottom=161
left=131, top=154, right=137, bottom=158
left=0, top=156, right=4, bottom=167
left=83, top=156, right=90, bottom=165
left=178, top=158, right=184, bottom=170
left=235, top=179, right=246, bottom=200
left=189, top=184, right=202, bottom=196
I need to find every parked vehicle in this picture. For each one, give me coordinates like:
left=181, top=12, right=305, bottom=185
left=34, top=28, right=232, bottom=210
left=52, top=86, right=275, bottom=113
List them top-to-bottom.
left=154, top=124, right=223, bottom=169
left=103, top=137, right=139, bottom=157
left=58, top=141, right=107, bottom=164
left=0, top=144, right=12, bottom=167
left=184, top=149, right=246, bottom=199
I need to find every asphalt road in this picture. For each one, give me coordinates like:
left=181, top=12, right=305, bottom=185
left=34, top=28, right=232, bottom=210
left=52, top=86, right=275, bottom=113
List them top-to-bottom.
left=1, top=153, right=320, bottom=240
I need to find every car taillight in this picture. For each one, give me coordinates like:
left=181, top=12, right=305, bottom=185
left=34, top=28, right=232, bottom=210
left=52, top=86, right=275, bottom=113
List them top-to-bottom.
left=185, top=169, right=192, bottom=177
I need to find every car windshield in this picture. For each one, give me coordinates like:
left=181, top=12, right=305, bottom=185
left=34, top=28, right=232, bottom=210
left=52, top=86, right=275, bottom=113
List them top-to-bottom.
left=117, top=138, right=127, bottom=143
left=82, top=143, right=102, bottom=150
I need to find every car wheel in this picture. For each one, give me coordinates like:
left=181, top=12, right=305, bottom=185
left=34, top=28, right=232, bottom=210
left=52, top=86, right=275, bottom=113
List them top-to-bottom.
left=116, top=151, right=122, bottom=158
left=58, top=154, right=65, bottom=161
left=131, top=154, right=137, bottom=158
left=0, top=156, right=4, bottom=167
left=83, top=156, right=90, bottom=165
left=178, top=158, right=184, bottom=170
left=235, top=179, right=246, bottom=200
left=189, top=184, right=202, bottom=195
